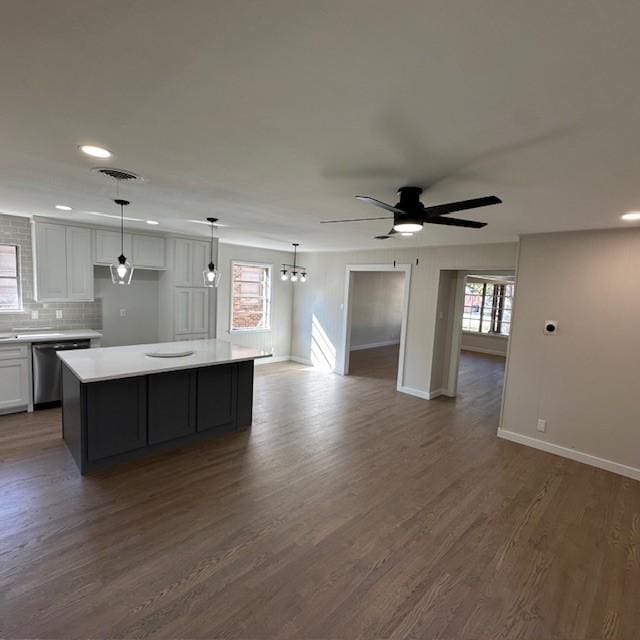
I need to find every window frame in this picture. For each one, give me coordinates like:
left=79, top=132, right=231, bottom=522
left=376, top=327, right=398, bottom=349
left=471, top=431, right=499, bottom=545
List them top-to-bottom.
left=0, top=244, right=23, bottom=313
left=229, top=260, right=273, bottom=333
left=462, top=280, right=513, bottom=338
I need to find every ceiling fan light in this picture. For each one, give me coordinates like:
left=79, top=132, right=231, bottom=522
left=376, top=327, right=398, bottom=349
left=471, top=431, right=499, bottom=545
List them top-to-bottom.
left=393, top=220, right=423, bottom=233
left=400, top=232, right=413, bottom=237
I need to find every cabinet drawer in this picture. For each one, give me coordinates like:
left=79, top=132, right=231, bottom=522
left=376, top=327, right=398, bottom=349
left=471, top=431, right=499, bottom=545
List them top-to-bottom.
left=0, top=345, right=29, bottom=360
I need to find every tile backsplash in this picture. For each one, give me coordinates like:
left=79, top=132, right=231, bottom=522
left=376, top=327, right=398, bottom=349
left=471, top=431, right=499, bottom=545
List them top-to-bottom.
left=0, top=214, right=102, bottom=332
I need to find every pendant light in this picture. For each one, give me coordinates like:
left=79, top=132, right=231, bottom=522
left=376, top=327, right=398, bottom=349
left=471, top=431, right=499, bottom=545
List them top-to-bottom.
left=110, top=199, right=134, bottom=285
left=203, top=217, right=221, bottom=287
left=280, top=243, right=307, bottom=283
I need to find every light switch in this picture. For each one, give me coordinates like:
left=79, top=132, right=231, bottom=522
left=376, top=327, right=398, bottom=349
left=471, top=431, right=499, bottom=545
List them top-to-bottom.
left=120, top=308, right=127, bottom=317
left=31, top=310, right=39, bottom=320
left=55, top=310, right=63, bottom=319
left=537, top=418, right=547, bottom=433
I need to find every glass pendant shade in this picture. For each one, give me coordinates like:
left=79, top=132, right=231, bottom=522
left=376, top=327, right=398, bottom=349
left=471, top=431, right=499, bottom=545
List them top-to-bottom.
left=110, top=255, right=134, bottom=285
left=203, top=262, right=221, bottom=288
left=280, top=269, right=289, bottom=281
left=300, top=272, right=307, bottom=283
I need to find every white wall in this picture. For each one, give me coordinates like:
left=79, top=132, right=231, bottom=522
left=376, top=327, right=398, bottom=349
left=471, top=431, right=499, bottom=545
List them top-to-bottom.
left=500, top=229, right=640, bottom=478
left=291, top=242, right=517, bottom=394
left=216, top=243, right=294, bottom=358
left=94, top=266, right=159, bottom=346
left=350, top=271, right=403, bottom=349
left=461, top=332, right=508, bottom=356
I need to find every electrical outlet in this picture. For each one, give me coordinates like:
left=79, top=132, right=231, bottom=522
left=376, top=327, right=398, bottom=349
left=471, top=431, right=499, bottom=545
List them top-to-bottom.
left=120, top=308, right=127, bottom=317
left=31, top=310, right=39, bottom=320
left=55, top=310, right=63, bottom=319
left=537, top=418, right=547, bottom=433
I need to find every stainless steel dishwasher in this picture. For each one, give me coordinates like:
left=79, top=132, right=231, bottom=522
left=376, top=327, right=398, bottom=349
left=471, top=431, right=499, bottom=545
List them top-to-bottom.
left=32, top=340, right=91, bottom=407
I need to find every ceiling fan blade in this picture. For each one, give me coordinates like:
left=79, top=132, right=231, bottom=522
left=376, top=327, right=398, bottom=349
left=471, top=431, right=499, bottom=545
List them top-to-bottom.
left=355, top=196, right=405, bottom=215
left=422, top=196, right=502, bottom=217
left=320, top=216, right=393, bottom=224
left=424, top=216, right=487, bottom=228
left=374, top=235, right=391, bottom=240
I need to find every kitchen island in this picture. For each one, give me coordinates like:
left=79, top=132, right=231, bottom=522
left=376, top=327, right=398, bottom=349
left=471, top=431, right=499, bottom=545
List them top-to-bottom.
left=59, top=339, right=270, bottom=474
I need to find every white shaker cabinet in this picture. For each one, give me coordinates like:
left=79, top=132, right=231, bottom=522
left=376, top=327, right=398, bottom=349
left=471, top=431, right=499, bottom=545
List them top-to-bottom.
left=33, top=222, right=93, bottom=301
left=94, top=230, right=133, bottom=265
left=132, top=234, right=165, bottom=269
left=172, top=238, right=210, bottom=287
left=174, top=288, right=209, bottom=336
left=0, top=345, right=31, bottom=415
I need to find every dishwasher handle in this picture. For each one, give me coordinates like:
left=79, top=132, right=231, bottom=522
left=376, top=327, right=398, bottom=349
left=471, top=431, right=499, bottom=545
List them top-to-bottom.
left=33, top=341, right=91, bottom=351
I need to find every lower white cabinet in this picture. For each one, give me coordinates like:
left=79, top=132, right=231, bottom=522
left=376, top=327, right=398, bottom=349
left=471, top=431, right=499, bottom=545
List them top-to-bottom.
left=174, top=288, right=209, bottom=337
left=0, top=346, right=31, bottom=414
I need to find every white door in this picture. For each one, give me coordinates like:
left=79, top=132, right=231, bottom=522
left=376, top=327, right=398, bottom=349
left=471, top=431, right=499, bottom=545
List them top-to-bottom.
left=34, top=223, right=68, bottom=300
left=66, top=226, right=93, bottom=300
left=95, top=230, right=133, bottom=265
left=132, top=234, right=165, bottom=269
left=173, top=239, right=192, bottom=286
left=190, top=241, right=209, bottom=287
left=174, top=288, right=192, bottom=335
left=190, top=288, right=209, bottom=334
left=0, top=359, right=29, bottom=413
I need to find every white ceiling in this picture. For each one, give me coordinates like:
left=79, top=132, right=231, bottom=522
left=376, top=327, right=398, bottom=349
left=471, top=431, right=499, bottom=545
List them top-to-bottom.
left=2, top=0, right=640, bottom=251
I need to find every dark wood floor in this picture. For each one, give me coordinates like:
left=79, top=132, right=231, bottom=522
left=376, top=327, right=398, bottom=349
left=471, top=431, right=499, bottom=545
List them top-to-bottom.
left=1, top=350, right=639, bottom=639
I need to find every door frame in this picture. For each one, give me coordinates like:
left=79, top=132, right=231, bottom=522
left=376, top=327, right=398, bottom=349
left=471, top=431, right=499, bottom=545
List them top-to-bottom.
left=338, top=263, right=412, bottom=390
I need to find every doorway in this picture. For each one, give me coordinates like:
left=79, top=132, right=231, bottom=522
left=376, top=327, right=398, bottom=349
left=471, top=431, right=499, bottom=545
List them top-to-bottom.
left=339, top=264, right=411, bottom=390
left=432, top=270, right=515, bottom=399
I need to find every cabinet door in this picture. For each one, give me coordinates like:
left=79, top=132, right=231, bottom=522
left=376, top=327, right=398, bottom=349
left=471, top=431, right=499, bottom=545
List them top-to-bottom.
left=34, top=223, right=68, bottom=300
left=66, top=226, right=93, bottom=300
left=95, top=230, right=133, bottom=265
left=132, top=234, right=165, bottom=269
left=173, top=239, right=192, bottom=285
left=190, top=241, right=209, bottom=287
left=174, top=288, right=192, bottom=335
left=190, top=288, right=209, bottom=334
left=0, top=359, right=29, bottom=413
left=197, top=364, right=237, bottom=431
left=148, top=370, right=196, bottom=444
left=86, top=377, right=147, bottom=461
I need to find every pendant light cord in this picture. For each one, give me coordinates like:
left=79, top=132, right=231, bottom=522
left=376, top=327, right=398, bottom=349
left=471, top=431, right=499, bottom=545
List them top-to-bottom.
left=120, top=201, right=124, bottom=255
left=210, top=220, right=213, bottom=264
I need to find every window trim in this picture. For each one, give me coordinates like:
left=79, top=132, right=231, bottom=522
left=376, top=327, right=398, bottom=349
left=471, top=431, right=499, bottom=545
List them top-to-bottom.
left=0, top=244, right=23, bottom=313
left=229, top=260, right=273, bottom=333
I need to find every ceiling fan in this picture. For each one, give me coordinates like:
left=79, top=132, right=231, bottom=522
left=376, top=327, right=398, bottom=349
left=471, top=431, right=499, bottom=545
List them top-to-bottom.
left=321, top=186, right=502, bottom=239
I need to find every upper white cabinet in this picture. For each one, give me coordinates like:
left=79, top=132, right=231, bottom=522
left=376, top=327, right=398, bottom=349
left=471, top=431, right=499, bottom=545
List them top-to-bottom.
left=33, top=222, right=93, bottom=302
left=94, top=230, right=164, bottom=269
left=94, top=230, right=133, bottom=265
left=132, top=234, right=165, bottom=269
left=171, top=238, right=210, bottom=287
left=173, top=287, right=209, bottom=336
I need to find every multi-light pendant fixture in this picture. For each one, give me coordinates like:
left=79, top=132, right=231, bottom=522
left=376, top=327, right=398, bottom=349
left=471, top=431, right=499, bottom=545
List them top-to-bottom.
left=110, top=198, right=134, bottom=285
left=203, top=217, right=221, bottom=287
left=280, top=243, right=307, bottom=283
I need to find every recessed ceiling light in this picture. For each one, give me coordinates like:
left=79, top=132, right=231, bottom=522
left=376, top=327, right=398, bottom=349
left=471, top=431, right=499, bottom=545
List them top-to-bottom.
left=79, top=144, right=112, bottom=159
left=55, top=205, right=72, bottom=211
left=621, top=211, right=640, bottom=221
left=146, top=220, right=159, bottom=225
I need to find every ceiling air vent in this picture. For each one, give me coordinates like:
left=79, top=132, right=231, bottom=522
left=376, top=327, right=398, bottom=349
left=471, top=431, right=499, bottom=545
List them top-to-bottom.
left=92, top=167, right=143, bottom=182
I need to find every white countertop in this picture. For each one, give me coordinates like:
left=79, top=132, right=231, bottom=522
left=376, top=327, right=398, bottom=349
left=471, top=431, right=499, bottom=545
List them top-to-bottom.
left=0, top=329, right=102, bottom=344
left=58, top=338, right=270, bottom=383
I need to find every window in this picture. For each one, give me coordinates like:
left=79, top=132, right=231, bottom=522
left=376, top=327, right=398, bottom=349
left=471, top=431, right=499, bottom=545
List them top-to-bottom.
left=0, top=245, right=21, bottom=311
left=230, top=262, right=271, bottom=331
left=462, top=280, right=514, bottom=336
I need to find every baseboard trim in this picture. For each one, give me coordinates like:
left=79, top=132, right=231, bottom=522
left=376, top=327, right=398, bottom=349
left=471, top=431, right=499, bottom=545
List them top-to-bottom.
left=350, top=340, right=400, bottom=352
left=461, top=346, right=507, bottom=357
left=254, top=355, right=291, bottom=366
left=290, top=356, right=313, bottom=366
left=397, top=385, right=429, bottom=400
left=497, top=429, right=640, bottom=482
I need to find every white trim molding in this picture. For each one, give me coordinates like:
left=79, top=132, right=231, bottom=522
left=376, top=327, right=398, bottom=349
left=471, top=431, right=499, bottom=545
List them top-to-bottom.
left=350, top=339, right=400, bottom=352
left=254, top=355, right=291, bottom=366
left=290, top=355, right=313, bottom=366
left=397, top=385, right=429, bottom=400
left=497, top=429, right=640, bottom=482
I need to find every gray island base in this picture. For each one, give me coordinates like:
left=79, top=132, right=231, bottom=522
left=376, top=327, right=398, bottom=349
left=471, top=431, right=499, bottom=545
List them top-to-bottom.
left=59, top=339, right=269, bottom=474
